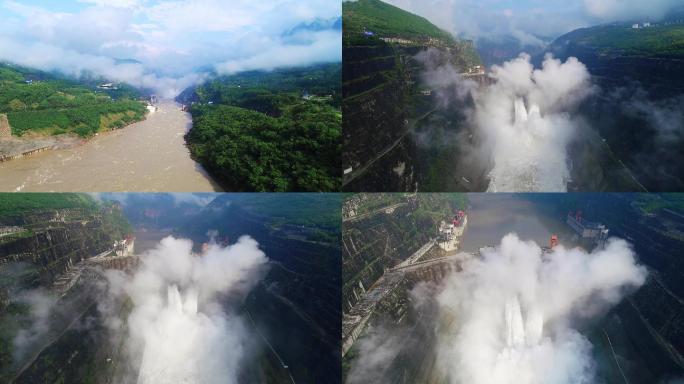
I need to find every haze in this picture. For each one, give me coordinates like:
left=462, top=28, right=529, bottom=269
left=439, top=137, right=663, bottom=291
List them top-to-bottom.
left=0, top=0, right=342, bottom=97
left=375, top=0, right=683, bottom=45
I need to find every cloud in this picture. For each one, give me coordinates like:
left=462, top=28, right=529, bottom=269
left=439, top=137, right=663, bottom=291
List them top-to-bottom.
left=0, top=0, right=341, bottom=97
left=379, top=0, right=681, bottom=47
left=583, top=0, right=682, bottom=21
left=215, top=30, right=341, bottom=75
left=92, top=192, right=215, bottom=207
left=436, top=233, right=647, bottom=384
left=103, top=235, right=269, bottom=383
left=12, top=289, right=58, bottom=362
left=345, top=325, right=405, bottom=384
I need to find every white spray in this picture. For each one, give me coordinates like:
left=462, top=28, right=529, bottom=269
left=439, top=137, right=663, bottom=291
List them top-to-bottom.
left=477, top=54, right=592, bottom=192
left=437, top=233, right=647, bottom=384
left=105, top=235, right=269, bottom=384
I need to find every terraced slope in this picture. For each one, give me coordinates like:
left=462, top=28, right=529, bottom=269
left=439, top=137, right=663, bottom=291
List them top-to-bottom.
left=342, top=0, right=481, bottom=191
left=0, top=64, right=146, bottom=138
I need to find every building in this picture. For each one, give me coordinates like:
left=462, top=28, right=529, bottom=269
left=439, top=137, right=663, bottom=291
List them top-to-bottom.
left=632, top=23, right=640, bottom=29
left=438, top=210, right=467, bottom=252
left=566, top=211, right=609, bottom=246
left=0, top=226, right=26, bottom=238
left=114, top=235, right=135, bottom=257
left=550, top=235, right=559, bottom=248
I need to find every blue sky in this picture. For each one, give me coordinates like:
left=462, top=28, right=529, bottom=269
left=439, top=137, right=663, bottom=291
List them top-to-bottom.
left=0, top=0, right=341, bottom=97
left=381, top=0, right=682, bottom=45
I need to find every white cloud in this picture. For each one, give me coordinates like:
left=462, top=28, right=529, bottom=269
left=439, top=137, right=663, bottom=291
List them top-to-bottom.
left=0, top=0, right=341, bottom=97
left=78, top=0, right=145, bottom=8
left=380, top=0, right=681, bottom=46
left=584, top=0, right=681, bottom=21
left=215, top=30, right=341, bottom=75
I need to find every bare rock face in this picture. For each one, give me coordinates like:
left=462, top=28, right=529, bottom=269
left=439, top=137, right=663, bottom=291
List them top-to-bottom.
left=0, top=114, right=10, bottom=138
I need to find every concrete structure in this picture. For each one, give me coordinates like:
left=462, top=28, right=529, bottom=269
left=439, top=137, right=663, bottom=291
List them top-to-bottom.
left=380, top=37, right=416, bottom=45
left=0, top=114, right=11, bottom=138
left=438, top=211, right=467, bottom=252
left=567, top=211, right=609, bottom=247
left=0, top=226, right=25, bottom=238
left=52, top=237, right=136, bottom=296
left=395, top=238, right=437, bottom=268
left=342, top=246, right=477, bottom=357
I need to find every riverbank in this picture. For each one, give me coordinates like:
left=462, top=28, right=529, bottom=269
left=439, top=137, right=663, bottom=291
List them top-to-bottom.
left=0, top=101, right=220, bottom=192
left=0, top=110, right=150, bottom=162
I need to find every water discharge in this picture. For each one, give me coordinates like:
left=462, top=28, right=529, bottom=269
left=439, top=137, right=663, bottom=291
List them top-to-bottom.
left=471, top=55, right=592, bottom=192
left=0, top=101, right=220, bottom=192
left=437, top=234, right=647, bottom=384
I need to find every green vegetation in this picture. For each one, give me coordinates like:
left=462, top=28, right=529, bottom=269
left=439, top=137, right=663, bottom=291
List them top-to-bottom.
left=343, top=0, right=454, bottom=42
left=565, top=23, right=684, bottom=59
left=0, top=64, right=147, bottom=137
left=186, top=64, right=341, bottom=192
left=0, top=193, right=98, bottom=217
left=227, top=193, right=341, bottom=229
left=0, top=194, right=131, bottom=237
left=633, top=194, right=684, bottom=214
left=100, top=201, right=133, bottom=238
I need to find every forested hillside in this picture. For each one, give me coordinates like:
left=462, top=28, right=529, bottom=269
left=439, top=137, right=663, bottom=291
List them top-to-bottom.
left=342, top=0, right=482, bottom=191
left=343, top=0, right=455, bottom=42
left=554, top=22, right=684, bottom=59
left=0, top=64, right=147, bottom=138
left=184, top=64, right=341, bottom=192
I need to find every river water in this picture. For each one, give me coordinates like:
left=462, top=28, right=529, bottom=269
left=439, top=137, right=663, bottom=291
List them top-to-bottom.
left=0, top=101, right=220, bottom=192
left=460, top=194, right=576, bottom=252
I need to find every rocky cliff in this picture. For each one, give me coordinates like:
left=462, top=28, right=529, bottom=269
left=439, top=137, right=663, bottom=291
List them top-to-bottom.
left=342, top=0, right=481, bottom=192
left=546, top=23, right=684, bottom=191
left=342, top=193, right=465, bottom=313
left=0, top=198, right=133, bottom=383
left=0, top=206, right=131, bottom=290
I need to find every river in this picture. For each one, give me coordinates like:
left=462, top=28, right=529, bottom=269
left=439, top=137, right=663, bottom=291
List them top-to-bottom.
left=0, top=101, right=221, bottom=192
left=460, top=194, right=577, bottom=252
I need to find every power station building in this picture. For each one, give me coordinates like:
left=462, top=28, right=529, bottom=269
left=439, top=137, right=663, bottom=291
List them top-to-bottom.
left=566, top=211, right=609, bottom=247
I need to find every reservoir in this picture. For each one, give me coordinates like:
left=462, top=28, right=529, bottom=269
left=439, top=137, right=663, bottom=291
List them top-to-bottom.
left=0, top=101, right=220, bottom=192
left=460, top=194, right=577, bottom=252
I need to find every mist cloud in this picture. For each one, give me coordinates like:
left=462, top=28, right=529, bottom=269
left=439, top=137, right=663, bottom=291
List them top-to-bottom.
left=0, top=0, right=341, bottom=97
left=378, top=0, right=682, bottom=46
left=478, top=54, right=592, bottom=191
left=436, top=233, right=647, bottom=384
left=104, top=235, right=269, bottom=383
left=12, top=289, right=57, bottom=362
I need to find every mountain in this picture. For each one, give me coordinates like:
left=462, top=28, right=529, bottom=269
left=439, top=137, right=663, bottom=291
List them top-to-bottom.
left=342, top=0, right=482, bottom=192
left=343, top=0, right=454, bottom=42
left=542, top=19, right=684, bottom=192
left=546, top=21, right=684, bottom=92
left=476, top=36, right=546, bottom=67
left=0, top=63, right=146, bottom=139
left=181, top=64, right=341, bottom=192
left=0, top=194, right=133, bottom=382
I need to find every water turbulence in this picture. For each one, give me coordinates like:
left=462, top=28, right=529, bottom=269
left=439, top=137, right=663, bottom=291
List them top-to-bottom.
left=477, top=54, right=592, bottom=192
left=436, top=234, right=647, bottom=384
left=103, top=236, right=269, bottom=384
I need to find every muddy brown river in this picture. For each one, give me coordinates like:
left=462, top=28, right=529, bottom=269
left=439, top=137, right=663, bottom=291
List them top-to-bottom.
left=0, top=101, right=221, bottom=192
